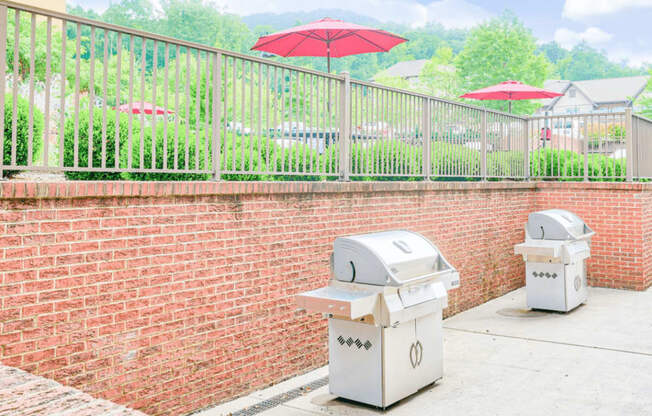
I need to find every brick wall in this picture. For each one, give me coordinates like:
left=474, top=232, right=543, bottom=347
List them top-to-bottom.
left=0, top=180, right=650, bottom=415
left=535, top=182, right=652, bottom=290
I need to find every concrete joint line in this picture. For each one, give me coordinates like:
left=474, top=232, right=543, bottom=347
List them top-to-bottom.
left=444, top=327, right=652, bottom=357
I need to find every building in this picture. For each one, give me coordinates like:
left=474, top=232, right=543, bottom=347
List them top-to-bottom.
left=371, top=59, right=428, bottom=88
left=538, top=75, right=650, bottom=115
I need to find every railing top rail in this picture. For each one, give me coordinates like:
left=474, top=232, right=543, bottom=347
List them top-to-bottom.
left=0, top=0, right=345, bottom=80
left=350, top=78, right=528, bottom=120
left=528, top=111, right=626, bottom=120
left=633, top=113, right=652, bottom=124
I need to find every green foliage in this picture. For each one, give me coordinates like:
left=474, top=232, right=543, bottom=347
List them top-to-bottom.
left=5, top=9, right=70, bottom=83
left=455, top=12, right=551, bottom=115
left=536, top=41, right=569, bottom=66
left=555, top=43, right=646, bottom=81
left=419, top=46, right=459, bottom=99
left=637, top=70, right=652, bottom=119
left=2, top=95, right=44, bottom=177
left=63, top=108, right=130, bottom=180
left=121, top=124, right=211, bottom=181
left=221, top=134, right=323, bottom=181
left=350, top=140, right=423, bottom=181
left=431, top=142, right=480, bottom=178
left=529, top=148, right=626, bottom=180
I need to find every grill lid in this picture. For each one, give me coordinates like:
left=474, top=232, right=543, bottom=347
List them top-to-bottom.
left=526, top=209, right=594, bottom=241
left=332, top=230, right=456, bottom=287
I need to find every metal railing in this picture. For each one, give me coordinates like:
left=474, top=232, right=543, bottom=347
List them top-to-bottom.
left=0, top=1, right=648, bottom=182
left=527, top=110, right=630, bottom=181
left=632, top=114, right=652, bottom=180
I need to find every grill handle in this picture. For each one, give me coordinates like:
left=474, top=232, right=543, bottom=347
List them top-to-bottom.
left=409, top=343, right=417, bottom=368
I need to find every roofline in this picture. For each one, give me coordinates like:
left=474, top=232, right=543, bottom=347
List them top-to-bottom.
left=569, top=82, right=596, bottom=107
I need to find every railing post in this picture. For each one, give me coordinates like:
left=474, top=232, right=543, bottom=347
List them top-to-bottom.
left=0, top=4, right=6, bottom=180
left=212, top=52, right=222, bottom=181
left=339, top=72, right=351, bottom=181
left=423, top=98, right=431, bottom=180
left=626, top=107, right=633, bottom=181
left=481, top=109, right=487, bottom=180
left=583, top=115, right=589, bottom=181
left=523, top=118, right=529, bottom=180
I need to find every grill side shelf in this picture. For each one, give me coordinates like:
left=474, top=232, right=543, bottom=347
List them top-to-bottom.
left=296, top=287, right=378, bottom=319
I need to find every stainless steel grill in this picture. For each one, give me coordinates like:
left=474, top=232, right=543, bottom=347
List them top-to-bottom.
left=514, top=209, right=595, bottom=312
left=297, top=230, right=459, bottom=408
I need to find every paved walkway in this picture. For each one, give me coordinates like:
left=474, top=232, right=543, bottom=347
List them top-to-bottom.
left=198, top=287, right=652, bottom=416
left=0, top=365, right=146, bottom=416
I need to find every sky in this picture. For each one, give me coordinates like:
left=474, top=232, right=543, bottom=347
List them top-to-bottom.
left=71, top=0, right=652, bottom=67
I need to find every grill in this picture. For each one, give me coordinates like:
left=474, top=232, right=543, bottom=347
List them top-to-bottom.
left=514, top=209, right=595, bottom=312
left=296, top=230, right=459, bottom=408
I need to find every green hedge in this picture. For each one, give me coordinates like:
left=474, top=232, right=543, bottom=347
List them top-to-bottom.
left=3, top=95, right=44, bottom=177
left=63, top=109, right=130, bottom=180
left=57, top=116, right=631, bottom=182
left=120, top=125, right=211, bottom=181
left=221, top=134, right=323, bottom=181
left=349, top=140, right=423, bottom=181
left=530, top=148, right=626, bottom=180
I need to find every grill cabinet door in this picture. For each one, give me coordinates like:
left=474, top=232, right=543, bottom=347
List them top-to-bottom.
left=564, top=259, right=588, bottom=311
left=525, top=262, right=566, bottom=311
left=413, top=310, right=444, bottom=389
left=328, top=319, right=382, bottom=406
left=382, top=320, right=417, bottom=407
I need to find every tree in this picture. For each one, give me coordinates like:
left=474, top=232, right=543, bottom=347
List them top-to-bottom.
left=102, top=0, right=156, bottom=32
left=455, top=12, right=551, bottom=115
left=537, top=41, right=568, bottom=65
left=556, top=43, right=645, bottom=81
left=418, top=46, right=459, bottom=99
left=636, top=70, right=652, bottom=119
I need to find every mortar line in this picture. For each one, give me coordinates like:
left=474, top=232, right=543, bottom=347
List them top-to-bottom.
left=444, top=327, right=652, bottom=357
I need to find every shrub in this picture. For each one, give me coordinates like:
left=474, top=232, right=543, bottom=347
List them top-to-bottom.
left=3, top=95, right=44, bottom=177
left=63, top=108, right=130, bottom=180
left=121, top=124, right=211, bottom=181
left=220, top=134, right=270, bottom=181
left=220, top=134, right=324, bottom=181
left=267, top=139, right=323, bottom=181
left=351, top=140, right=423, bottom=181
left=431, top=142, right=480, bottom=179
left=529, top=148, right=626, bottom=181
left=487, top=151, right=525, bottom=178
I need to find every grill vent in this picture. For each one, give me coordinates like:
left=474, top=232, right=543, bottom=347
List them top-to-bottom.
left=532, top=271, right=558, bottom=279
left=337, top=336, right=373, bottom=351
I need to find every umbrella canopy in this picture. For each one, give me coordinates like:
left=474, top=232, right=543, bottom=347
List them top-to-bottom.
left=251, top=18, right=407, bottom=72
left=460, top=80, right=562, bottom=112
left=116, top=102, right=174, bottom=115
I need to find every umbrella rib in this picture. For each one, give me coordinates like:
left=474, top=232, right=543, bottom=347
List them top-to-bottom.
left=327, top=29, right=346, bottom=42
left=349, top=31, right=390, bottom=52
left=251, top=32, right=298, bottom=52
left=285, top=32, right=315, bottom=57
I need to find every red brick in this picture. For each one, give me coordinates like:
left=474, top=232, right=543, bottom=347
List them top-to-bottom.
left=0, top=180, right=649, bottom=416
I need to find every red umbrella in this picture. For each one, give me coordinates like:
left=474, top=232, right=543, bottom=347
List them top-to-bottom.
left=251, top=18, right=407, bottom=72
left=460, top=80, right=562, bottom=113
left=116, top=102, right=174, bottom=115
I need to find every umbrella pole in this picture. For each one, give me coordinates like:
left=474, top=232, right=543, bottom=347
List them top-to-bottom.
left=327, top=53, right=331, bottom=73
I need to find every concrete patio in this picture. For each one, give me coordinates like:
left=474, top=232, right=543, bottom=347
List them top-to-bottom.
left=198, top=286, right=652, bottom=416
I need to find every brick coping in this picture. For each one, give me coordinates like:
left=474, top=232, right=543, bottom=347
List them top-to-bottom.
left=0, top=180, right=649, bottom=199
left=0, top=364, right=146, bottom=415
